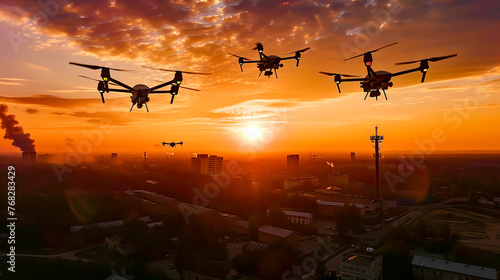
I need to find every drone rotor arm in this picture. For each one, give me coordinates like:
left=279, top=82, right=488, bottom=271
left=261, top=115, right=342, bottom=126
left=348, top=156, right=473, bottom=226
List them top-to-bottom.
left=391, top=68, right=421, bottom=77
left=109, top=77, right=133, bottom=91
left=150, top=80, right=174, bottom=91
left=107, top=88, right=131, bottom=93
left=149, top=90, right=173, bottom=94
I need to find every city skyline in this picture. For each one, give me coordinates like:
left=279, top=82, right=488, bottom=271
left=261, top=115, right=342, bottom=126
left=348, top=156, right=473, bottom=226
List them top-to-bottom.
left=1, top=0, right=499, bottom=155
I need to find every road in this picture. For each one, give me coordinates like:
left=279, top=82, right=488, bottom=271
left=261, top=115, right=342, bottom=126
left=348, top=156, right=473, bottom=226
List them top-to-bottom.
left=0, top=247, right=93, bottom=262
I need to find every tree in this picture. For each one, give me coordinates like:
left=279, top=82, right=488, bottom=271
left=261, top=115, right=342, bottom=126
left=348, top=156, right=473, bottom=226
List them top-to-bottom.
left=267, top=204, right=289, bottom=227
left=334, top=204, right=361, bottom=236
left=122, top=212, right=148, bottom=243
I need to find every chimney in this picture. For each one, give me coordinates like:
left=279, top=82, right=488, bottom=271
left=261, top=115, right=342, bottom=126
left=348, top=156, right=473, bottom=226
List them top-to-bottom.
left=22, top=151, right=36, bottom=163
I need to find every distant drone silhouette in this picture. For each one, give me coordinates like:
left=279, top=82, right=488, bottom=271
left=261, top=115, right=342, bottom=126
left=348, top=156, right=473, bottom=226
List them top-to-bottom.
left=319, top=42, right=457, bottom=100
left=229, top=43, right=310, bottom=78
left=70, top=62, right=210, bottom=112
left=162, top=141, right=183, bottom=148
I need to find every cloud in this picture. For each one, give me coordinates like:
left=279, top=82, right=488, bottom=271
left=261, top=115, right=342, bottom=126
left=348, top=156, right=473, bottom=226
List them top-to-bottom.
left=1, top=0, right=496, bottom=79
left=23, top=62, right=51, bottom=72
left=0, top=94, right=99, bottom=108
left=212, top=99, right=308, bottom=116
left=25, top=108, right=38, bottom=114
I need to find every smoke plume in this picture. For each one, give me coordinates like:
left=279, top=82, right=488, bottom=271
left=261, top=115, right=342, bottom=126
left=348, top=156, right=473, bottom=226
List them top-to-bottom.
left=0, top=104, right=36, bottom=152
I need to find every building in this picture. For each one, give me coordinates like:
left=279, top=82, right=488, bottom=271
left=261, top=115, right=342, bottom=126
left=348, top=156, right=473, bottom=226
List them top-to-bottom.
left=351, top=152, right=356, bottom=161
left=111, top=153, right=118, bottom=160
left=191, top=153, right=209, bottom=173
left=191, top=154, right=223, bottom=180
left=287, top=154, right=299, bottom=176
left=208, top=155, right=223, bottom=180
left=328, top=173, right=349, bottom=188
left=284, top=177, right=319, bottom=190
left=478, top=195, right=500, bottom=208
left=316, top=196, right=381, bottom=216
left=283, top=210, right=313, bottom=225
left=70, top=216, right=152, bottom=232
left=231, top=219, right=250, bottom=235
left=258, top=225, right=300, bottom=251
left=105, top=235, right=123, bottom=250
left=116, top=243, right=143, bottom=257
left=338, top=251, right=382, bottom=280
left=412, top=256, right=498, bottom=280
left=181, top=258, right=238, bottom=280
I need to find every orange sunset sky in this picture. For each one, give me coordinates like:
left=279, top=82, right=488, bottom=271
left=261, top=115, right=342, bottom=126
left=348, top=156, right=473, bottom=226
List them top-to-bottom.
left=0, top=0, right=499, bottom=157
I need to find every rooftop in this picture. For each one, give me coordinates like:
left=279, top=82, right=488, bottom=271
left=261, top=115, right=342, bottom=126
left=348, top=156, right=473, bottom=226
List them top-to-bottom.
left=283, top=210, right=312, bottom=218
left=232, top=219, right=249, bottom=229
left=258, top=225, right=295, bottom=238
left=245, top=241, right=269, bottom=252
left=342, top=253, right=377, bottom=267
left=412, top=256, right=497, bottom=279
left=183, top=258, right=232, bottom=279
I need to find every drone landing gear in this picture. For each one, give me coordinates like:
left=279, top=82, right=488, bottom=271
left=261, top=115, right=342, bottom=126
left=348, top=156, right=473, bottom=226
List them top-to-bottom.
left=274, top=68, right=278, bottom=79
left=259, top=71, right=263, bottom=77
left=382, top=89, right=388, bottom=100
left=145, top=102, right=149, bottom=113
left=130, top=103, right=135, bottom=112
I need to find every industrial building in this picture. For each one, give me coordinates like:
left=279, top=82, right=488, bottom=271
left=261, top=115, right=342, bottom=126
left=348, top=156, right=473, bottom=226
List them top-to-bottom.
left=283, top=176, right=319, bottom=190
left=316, top=196, right=381, bottom=216
left=283, top=210, right=313, bottom=225
left=258, top=225, right=300, bottom=251
left=338, top=250, right=382, bottom=280
left=412, top=256, right=499, bottom=280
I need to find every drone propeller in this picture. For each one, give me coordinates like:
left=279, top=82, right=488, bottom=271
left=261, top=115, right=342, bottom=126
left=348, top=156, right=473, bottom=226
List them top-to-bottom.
left=252, top=42, right=264, bottom=50
left=344, top=42, right=398, bottom=61
left=286, top=47, right=311, bottom=55
left=286, top=47, right=311, bottom=66
left=228, top=53, right=251, bottom=60
left=395, top=54, right=457, bottom=65
left=396, top=54, right=457, bottom=83
left=69, top=62, right=130, bottom=71
left=142, top=66, right=211, bottom=75
left=318, top=72, right=359, bottom=77
left=319, top=72, right=359, bottom=93
left=78, top=75, right=119, bottom=86
left=179, top=86, right=201, bottom=91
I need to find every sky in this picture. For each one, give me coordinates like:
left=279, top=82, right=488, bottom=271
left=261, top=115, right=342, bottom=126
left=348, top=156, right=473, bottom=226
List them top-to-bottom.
left=0, top=0, right=499, bottom=158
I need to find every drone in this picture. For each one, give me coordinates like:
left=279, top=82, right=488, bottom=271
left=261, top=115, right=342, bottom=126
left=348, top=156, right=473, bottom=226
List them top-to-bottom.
left=319, top=42, right=457, bottom=100
left=229, top=43, right=310, bottom=78
left=70, top=62, right=210, bottom=112
left=162, top=141, right=183, bottom=147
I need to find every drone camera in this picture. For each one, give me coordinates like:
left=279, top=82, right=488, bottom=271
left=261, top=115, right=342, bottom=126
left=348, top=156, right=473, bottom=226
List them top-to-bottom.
left=97, top=81, right=105, bottom=93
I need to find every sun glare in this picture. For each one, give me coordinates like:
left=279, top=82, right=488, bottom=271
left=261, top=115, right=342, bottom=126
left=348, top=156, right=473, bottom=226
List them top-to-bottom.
left=245, top=126, right=261, bottom=141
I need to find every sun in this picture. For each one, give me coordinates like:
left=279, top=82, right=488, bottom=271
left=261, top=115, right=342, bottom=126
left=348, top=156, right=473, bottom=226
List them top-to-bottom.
left=245, top=126, right=261, bottom=141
